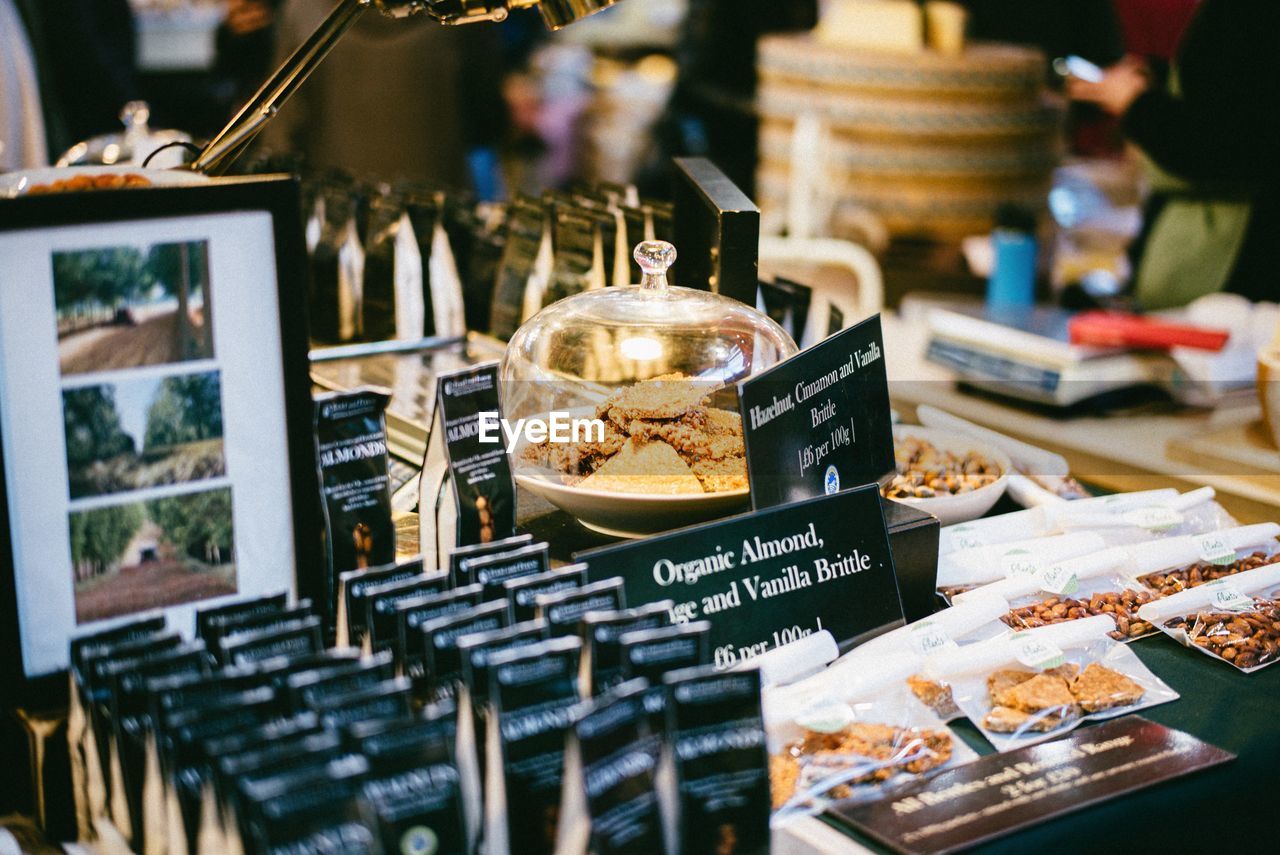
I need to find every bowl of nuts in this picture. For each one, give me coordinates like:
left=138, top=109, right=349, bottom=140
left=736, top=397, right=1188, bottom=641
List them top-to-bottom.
left=882, top=426, right=1011, bottom=525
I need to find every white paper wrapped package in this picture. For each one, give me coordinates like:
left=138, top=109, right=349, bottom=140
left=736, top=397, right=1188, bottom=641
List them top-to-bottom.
left=1053, top=486, right=1234, bottom=540
left=939, top=487, right=1231, bottom=563
left=938, top=489, right=1180, bottom=556
left=955, top=523, right=1280, bottom=644
left=937, top=531, right=1108, bottom=597
left=1137, top=563, right=1280, bottom=673
left=923, top=616, right=1179, bottom=752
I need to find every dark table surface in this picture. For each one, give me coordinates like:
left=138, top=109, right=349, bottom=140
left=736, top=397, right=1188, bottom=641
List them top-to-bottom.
left=503, top=492, right=1279, bottom=854
left=822, top=635, right=1279, bottom=853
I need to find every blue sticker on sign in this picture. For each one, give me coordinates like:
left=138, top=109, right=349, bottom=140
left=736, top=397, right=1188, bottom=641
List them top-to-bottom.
left=824, top=465, right=840, bottom=495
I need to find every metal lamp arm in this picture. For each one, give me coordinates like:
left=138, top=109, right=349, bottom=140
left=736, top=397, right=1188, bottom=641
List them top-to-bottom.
left=190, top=0, right=619, bottom=175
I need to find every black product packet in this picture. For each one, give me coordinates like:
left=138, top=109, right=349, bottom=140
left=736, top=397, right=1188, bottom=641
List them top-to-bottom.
left=670, top=158, right=756, bottom=304
left=310, top=179, right=359, bottom=344
left=360, top=192, right=408, bottom=343
left=405, top=193, right=442, bottom=338
left=490, top=194, right=548, bottom=340
left=546, top=204, right=606, bottom=305
left=758, top=277, right=813, bottom=346
left=828, top=302, right=845, bottom=337
left=737, top=315, right=894, bottom=510
left=429, top=362, right=517, bottom=548
left=316, top=387, right=396, bottom=628
left=575, top=486, right=905, bottom=662
left=447, top=534, right=535, bottom=587
left=459, top=542, right=551, bottom=599
left=339, top=559, right=427, bottom=649
left=505, top=564, right=588, bottom=624
left=364, top=571, right=451, bottom=656
left=536, top=578, right=627, bottom=637
left=395, top=584, right=486, bottom=676
left=195, top=593, right=288, bottom=649
left=210, top=601, right=316, bottom=665
left=419, top=601, right=511, bottom=698
left=582, top=602, right=674, bottom=698
left=68, top=614, right=167, bottom=787
left=71, top=615, right=167, bottom=678
left=220, top=616, right=325, bottom=667
left=455, top=619, right=551, bottom=849
left=458, top=620, right=551, bottom=713
left=619, top=622, right=712, bottom=732
left=619, top=623, right=712, bottom=685
left=80, top=632, right=183, bottom=813
left=487, top=636, right=583, bottom=855
left=106, top=644, right=212, bottom=850
left=108, top=645, right=211, bottom=819
left=252, top=647, right=366, bottom=694
left=288, top=651, right=396, bottom=711
left=664, top=665, right=770, bottom=855
left=312, top=677, right=414, bottom=730
left=567, top=679, right=667, bottom=855
left=164, top=686, right=281, bottom=855
left=352, top=707, right=467, bottom=855
left=203, top=711, right=322, bottom=768
left=204, top=712, right=324, bottom=838
left=218, top=731, right=345, bottom=845
left=244, top=755, right=375, bottom=855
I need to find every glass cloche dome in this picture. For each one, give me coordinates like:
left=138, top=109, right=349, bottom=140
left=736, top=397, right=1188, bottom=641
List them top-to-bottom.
left=501, top=240, right=799, bottom=535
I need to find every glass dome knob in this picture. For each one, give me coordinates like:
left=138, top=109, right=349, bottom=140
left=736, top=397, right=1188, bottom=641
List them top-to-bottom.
left=634, top=240, right=677, bottom=289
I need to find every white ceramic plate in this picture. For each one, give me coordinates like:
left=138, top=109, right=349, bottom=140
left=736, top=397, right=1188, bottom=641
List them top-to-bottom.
left=0, top=165, right=208, bottom=198
left=511, top=405, right=750, bottom=538
left=886, top=425, right=1011, bottom=526
left=516, top=472, right=749, bottom=538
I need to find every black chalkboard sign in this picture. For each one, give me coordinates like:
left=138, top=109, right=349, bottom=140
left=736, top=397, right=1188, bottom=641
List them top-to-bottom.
left=738, top=315, right=895, bottom=510
left=575, top=485, right=904, bottom=668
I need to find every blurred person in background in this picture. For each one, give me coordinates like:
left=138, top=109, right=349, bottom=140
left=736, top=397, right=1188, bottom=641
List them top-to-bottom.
left=0, top=0, right=47, bottom=170
left=39, top=0, right=141, bottom=143
left=215, top=0, right=281, bottom=113
left=258, top=0, right=506, bottom=189
left=655, top=0, right=818, bottom=196
left=960, top=0, right=1125, bottom=156
left=961, top=0, right=1125, bottom=69
left=1069, top=0, right=1280, bottom=307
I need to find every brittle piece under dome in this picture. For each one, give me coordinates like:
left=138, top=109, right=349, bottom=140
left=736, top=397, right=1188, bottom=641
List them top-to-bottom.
left=501, top=241, right=798, bottom=535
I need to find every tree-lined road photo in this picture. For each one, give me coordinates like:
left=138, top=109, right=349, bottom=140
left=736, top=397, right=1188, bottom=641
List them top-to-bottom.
left=54, top=240, right=214, bottom=375
left=63, top=371, right=226, bottom=499
left=71, top=487, right=237, bottom=624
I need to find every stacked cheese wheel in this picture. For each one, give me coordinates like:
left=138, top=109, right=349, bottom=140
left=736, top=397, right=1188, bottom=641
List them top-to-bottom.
left=757, top=35, right=1062, bottom=241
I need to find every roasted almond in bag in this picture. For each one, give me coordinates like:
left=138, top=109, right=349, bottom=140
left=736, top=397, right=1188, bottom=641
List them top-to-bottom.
left=581, top=602, right=674, bottom=698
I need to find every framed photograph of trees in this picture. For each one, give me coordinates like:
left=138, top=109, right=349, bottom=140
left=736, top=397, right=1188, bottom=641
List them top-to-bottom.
left=0, top=177, right=321, bottom=707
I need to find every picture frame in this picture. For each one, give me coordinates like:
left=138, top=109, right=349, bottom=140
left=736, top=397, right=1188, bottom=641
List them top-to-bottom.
left=0, top=175, right=321, bottom=709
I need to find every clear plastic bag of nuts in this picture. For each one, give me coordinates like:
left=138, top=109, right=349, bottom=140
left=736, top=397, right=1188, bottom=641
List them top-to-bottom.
left=953, top=524, right=1280, bottom=643
left=954, top=547, right=1160, bottom=642
left=1138, top=562, right=1280, bottom=673
left=921, top=616, right=1179, bottom=752
left=763, top=673, right=977, bottom=823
